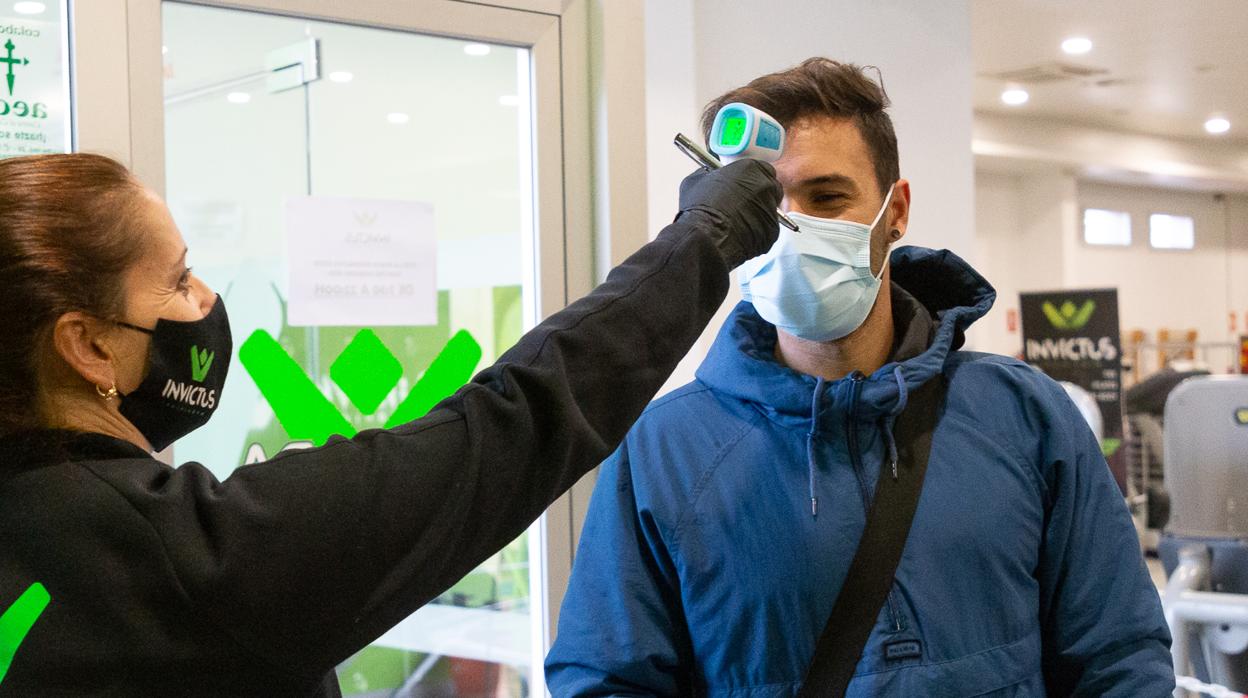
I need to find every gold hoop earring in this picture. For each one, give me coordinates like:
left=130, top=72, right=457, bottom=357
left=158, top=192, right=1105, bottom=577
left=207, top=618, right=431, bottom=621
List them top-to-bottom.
left=95, top=383, right=118, bottom=402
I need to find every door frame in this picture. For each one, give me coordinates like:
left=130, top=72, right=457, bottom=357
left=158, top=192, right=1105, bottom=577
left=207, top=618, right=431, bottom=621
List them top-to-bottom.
left=72, top=0, right=602, bottom=687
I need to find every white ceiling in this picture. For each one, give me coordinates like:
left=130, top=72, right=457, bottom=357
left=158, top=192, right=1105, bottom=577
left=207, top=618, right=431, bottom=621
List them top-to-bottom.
left=972, top=0, right=1248, bottom=146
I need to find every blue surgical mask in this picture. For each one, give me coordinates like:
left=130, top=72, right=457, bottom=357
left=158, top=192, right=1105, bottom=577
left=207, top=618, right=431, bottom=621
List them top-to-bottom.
left=740, top=186, right=895, bottom=342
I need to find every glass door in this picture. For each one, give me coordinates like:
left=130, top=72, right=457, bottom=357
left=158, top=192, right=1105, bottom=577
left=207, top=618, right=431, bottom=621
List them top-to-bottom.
left=162, top=3, right=548, bottom=695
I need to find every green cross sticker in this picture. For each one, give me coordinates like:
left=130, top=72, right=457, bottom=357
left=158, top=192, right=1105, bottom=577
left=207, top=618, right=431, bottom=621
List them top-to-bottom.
left=0, top=40, right=29, bottom=97
left=0, top=583, right=50, bottom=686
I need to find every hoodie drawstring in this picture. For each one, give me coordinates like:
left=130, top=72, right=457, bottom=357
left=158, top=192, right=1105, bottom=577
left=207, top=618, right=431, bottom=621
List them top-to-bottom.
left=883, top=365, right=909, bottom=480
left=811, top=367, right=909, bottom=513
left=807, top=377, right=825, bottom=518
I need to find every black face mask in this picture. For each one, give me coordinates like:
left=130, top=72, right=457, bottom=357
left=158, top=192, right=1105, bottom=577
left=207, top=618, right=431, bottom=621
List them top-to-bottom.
left=114, top=296, right=232, bottom=452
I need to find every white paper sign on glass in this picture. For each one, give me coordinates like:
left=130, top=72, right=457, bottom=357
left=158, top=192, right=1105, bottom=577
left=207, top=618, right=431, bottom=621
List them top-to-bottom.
left=0, top=1, right=73, bottom=158
left=285, top=196, right=437, bottom=327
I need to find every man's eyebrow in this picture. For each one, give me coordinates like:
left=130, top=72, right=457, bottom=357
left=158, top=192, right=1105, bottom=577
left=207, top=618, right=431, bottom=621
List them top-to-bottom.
left=792, top=173, right=859, bottom=192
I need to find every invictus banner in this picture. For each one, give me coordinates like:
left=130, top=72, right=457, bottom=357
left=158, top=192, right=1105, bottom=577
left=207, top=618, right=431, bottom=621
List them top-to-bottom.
left=0, top=2, right=71, bottom=158
left=1020, top=288, right=1125, bottom=486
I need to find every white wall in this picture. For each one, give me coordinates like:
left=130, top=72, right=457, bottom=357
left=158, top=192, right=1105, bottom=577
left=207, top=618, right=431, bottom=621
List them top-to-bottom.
left=642, top=0, right=697, bottom=244
left=645, top=0, right=975, bottom=391
left=971, top=169, right=1081, bottom=355
left=973, top=169, right=1248, bottom=372
left=971, top=171, right=1025, bottom=356
left=1075, top=183, right=1234, bottom=345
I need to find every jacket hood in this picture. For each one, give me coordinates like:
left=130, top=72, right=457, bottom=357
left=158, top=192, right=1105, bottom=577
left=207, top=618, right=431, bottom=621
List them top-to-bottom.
left=696, top=246, right=995, bottom=425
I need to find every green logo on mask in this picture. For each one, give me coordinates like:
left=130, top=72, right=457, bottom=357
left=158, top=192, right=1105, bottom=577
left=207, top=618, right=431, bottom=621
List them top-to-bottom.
left=1042, top=300, right=1096, bottom=331
left=190, top=345, right=215, bottom=383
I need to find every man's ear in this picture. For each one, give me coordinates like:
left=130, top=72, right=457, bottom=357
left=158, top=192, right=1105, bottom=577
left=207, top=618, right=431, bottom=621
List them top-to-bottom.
left=889, top=179, right=912, bottom=241
left=50, top=312, right=119, bottom=393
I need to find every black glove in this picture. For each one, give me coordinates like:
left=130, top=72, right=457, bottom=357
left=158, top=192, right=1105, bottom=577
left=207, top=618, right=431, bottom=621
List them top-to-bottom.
left=677, top=159, right=784, bottom=268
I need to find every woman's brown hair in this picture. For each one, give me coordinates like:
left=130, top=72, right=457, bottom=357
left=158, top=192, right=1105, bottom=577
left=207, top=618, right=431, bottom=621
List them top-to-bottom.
left=0, top=153, right=149, bottom=435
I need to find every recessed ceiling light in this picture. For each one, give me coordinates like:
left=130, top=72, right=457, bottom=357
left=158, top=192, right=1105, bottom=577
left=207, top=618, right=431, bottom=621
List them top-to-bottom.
left=13, top=2, right=45, bottom=14
left=1061, top=37, right=1093, bottom=55
left=463, top=43, right=491, bottom=57
left=328, top=71, right=353, bottom=83
left=1001, top=88, right=1030, bottom=106
left=226, top=92, right=251, bottom=104
left=498, top=95, right=520, bottom=107
left=387, top=112, right=410, bottom=125
left=1205, top=117, right=1231, bottom=135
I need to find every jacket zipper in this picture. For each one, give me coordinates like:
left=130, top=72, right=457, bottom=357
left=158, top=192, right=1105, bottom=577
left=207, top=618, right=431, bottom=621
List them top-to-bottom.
left=845, top=371, right=904, bottom=633
left=845, top=372, right=872, bottom=508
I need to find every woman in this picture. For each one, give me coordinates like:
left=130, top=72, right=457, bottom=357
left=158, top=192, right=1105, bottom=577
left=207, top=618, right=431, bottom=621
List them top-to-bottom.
left=0, top=153, right=780, bottom=695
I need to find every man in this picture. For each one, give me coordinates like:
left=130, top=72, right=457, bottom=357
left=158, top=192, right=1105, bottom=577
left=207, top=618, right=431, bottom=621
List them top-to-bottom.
left=546, top=58, right=1173, bottom=696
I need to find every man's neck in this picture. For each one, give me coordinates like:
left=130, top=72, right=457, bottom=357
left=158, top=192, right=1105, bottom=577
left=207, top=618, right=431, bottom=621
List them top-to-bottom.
left=774, top=282, right=895, bottom=382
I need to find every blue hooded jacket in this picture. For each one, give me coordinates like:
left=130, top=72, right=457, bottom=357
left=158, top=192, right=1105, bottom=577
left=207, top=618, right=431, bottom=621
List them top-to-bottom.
left=546, top=247, right=1173, bottom=696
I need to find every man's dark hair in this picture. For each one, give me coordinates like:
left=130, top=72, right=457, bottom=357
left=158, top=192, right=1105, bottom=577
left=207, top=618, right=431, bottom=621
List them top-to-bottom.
left=701, top=58, right=899, bottom=196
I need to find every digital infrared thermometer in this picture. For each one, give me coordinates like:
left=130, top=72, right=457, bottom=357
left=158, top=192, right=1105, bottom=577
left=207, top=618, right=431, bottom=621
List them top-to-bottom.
left=673, top=102, right=798, bottom=231
left=708, top=102, right=785, bottom=163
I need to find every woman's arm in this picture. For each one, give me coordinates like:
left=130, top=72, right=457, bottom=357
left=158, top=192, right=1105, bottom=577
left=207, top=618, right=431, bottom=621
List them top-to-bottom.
left=104, top=161, right=782, bottom=676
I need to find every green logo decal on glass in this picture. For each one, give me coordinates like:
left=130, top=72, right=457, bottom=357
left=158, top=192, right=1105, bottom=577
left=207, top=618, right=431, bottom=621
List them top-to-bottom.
left=0, top=40, right=28, bottom=97
left=1042, top=300, right=1096, bottom=331
left=240, top=328, right=482, bottom=446
left=330, top=330, right=404, bottom=416
left=190, top=345, right=215, bottom=383
left=0, top=583, right=50, bottom=686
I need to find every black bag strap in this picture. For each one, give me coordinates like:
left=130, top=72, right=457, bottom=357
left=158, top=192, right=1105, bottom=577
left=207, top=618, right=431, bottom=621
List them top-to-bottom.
left=797, top=375, right=946, bottom=698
